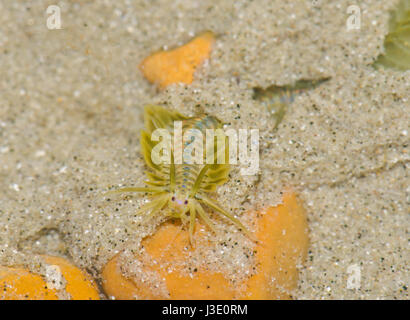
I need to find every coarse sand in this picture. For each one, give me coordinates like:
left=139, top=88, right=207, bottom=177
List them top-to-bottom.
left=0, top=0, right=408, bottom=299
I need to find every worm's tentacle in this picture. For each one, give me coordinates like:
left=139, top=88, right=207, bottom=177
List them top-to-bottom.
left=105, top=187, right=165, bottom=196
left=140, top=195, right=169, bottom=223
left=199, top=195, right=251, bottom=238
left=194, top=200, right=217, bottom=234
left=188, top=202, right=197, bottom=245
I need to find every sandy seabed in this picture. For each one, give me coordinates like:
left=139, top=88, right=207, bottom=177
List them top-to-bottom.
left=0, top=0, right=408, bottom=299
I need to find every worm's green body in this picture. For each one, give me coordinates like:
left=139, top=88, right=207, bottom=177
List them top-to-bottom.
left=110, top=105, right=247, bottom=243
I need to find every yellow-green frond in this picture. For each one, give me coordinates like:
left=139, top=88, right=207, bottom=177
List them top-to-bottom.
left=144, top=105, right=188, bottom=133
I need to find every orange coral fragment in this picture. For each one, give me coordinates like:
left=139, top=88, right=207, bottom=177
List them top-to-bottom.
left=139, top=31, right=215, bottom=89
left=101, top=191, right=309, bottom=299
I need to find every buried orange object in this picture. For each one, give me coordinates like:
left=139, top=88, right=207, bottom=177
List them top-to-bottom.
left=139, top=31, right=215, bottom=89
left=102, top=191, right=309, bottom=299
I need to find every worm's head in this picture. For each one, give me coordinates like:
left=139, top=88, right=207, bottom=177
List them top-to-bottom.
left=169, top=193, right=190, bottom=219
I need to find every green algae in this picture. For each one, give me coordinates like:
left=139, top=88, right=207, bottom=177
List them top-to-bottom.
left=374, top=0, right=410, bottom=71
left=253, top=78, right=330, bottom=129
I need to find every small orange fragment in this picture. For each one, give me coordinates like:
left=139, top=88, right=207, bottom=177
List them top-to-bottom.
left=139, top=31, right=215, bottom=89
left=101, top=191, right=309, bottom=300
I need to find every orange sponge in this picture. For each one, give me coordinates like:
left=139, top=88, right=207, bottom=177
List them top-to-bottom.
left=139, top=31, right=215, bottom=89
left=102, top=191, right=309, bottom=299
left=241, top=192, right=309, bottom=299
left=102, top=223, right=236, bottom=300
left=0, top=256, right=100, bottom=300
left=42, top=256, right=100, bottom=300
left=0, top=266, right=58, bottom=300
